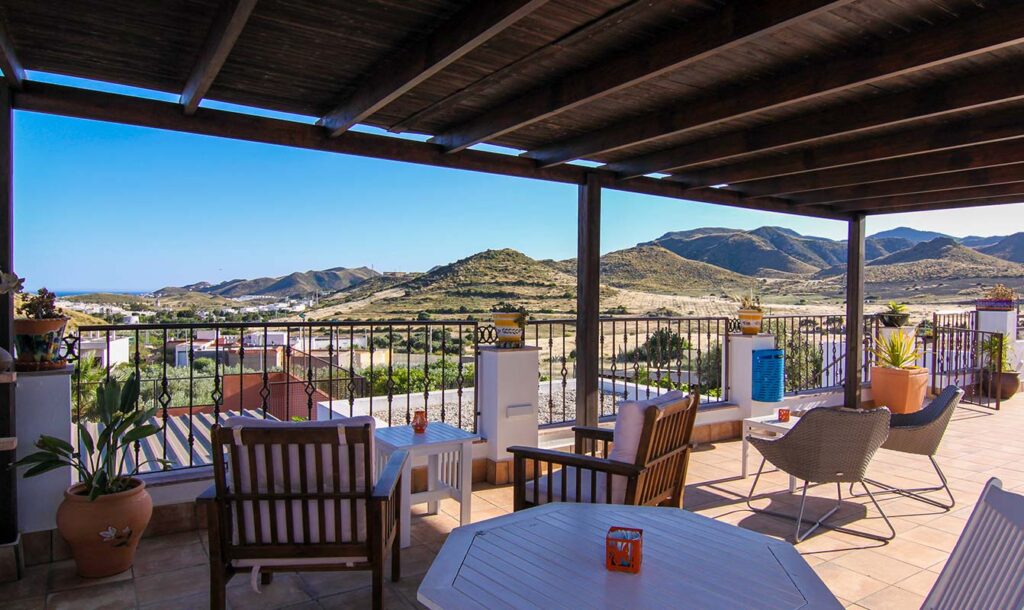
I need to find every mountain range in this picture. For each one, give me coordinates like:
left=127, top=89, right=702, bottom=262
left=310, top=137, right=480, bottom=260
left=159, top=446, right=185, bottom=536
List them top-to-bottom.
left=154, top=227, right=1024, bottom=310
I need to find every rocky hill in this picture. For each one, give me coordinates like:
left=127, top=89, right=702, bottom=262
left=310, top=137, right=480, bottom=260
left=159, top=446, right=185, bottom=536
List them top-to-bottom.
left=980, top=232, right=1024, bottom=263
left=816, top=237, right=1024, bottom=282
left=563, top=245, right=755, bottom=294
left=158, top=266, right=380, bottom=298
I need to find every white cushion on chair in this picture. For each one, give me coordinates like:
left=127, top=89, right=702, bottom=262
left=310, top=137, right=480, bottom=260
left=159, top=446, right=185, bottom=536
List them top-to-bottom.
left=608, top=390, right=685, bottom=465
left=221, top=415, right=377, bottom=547
left=524, top=468, right=610, bottom=505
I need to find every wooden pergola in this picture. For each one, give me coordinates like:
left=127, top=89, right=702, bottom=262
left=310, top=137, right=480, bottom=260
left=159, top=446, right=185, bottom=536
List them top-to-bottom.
left=2, top=0, right=1024, bottom=542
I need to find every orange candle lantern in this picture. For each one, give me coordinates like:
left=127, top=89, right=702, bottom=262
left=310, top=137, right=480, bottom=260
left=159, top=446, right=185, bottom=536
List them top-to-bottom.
left=777, top=407, right=791, bottom=423
left=412, top=410, right=428, bottom=434
left=605, top=526, right=643, bottom=573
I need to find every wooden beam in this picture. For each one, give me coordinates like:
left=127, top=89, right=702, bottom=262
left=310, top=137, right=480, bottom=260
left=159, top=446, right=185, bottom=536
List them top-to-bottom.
left=180, top=0, right=258, bottom=115
left=319, top=0, right=549, bottom=137
left=389, top=0, right=660, bottom=134
left=430, top=0, right=851, bottom=153
left=527, top=3, right=1024, bottom=167
left=0, top=17, right=23, bottom=89
left=13, top=81, right=848, bottom=221
left=0, top=83, right=16, bottom=544
left=742, top=139, right=1024, bottom=198
left=791, top=163, right=1024, bottom=206
left=576, top=173, right=601, bottom=431
left=835, top=183, right=1024, bottom=213
left=844, top=194, right=1024, bottom=216
left=844, top=214, right=865, bottom=409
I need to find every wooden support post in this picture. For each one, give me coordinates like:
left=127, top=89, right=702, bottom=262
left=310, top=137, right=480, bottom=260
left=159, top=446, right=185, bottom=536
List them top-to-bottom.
left=0, top=83, right=15, bottom=543
left=576, top=174, right=601, bottom=430
left=844, top=214, right=866, bottom=408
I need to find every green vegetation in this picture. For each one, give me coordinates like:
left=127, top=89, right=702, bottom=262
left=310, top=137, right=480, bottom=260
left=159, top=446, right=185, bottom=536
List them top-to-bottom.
left=361, top=360, right=474, bottom=396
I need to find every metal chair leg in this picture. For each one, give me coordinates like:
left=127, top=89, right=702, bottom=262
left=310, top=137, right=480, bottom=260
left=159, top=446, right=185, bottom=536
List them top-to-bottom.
left=852, top=455, right=955, bottom=510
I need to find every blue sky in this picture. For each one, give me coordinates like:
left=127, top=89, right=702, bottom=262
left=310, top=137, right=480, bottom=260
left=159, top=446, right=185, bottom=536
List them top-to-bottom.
left=13, top=74, right=1024, bottom=292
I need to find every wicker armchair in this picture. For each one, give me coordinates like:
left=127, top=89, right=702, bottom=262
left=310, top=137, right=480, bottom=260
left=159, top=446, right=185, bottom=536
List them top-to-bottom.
left=853, top=385, right=964, bottom=509
left=508, top=390, right=699, bottom=510
left=746, top=407, right=894, bottom=543
left=198, top=416, right=406, bottom=610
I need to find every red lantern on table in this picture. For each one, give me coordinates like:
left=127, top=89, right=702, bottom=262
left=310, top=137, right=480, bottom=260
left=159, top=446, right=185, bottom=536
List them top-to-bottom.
left=412, top=410, right=428, bottom=434
left=606, top=526, right=643, bottom=573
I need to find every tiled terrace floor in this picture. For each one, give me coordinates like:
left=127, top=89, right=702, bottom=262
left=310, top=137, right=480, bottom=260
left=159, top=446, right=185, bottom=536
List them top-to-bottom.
left=5, top=393, right=1023, bottom=609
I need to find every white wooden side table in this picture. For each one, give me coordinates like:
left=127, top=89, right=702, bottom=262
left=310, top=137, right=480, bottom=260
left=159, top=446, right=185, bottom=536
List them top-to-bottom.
left=742, top=414, right=799, bottom=492
left=375, top=422, right=478, bottom=548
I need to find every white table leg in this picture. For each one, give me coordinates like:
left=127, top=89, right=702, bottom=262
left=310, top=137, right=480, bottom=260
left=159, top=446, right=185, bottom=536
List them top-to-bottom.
left=741, top=426, right=749, bottom=478
left=459, top=440, right=472, bottom=526
left=400, top=452, right=413, bottom=548
left=427, top=452, right=439, bottom=516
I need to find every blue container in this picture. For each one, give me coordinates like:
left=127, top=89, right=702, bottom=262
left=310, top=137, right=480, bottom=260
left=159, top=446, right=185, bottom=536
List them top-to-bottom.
left=752, top=349, right=785, bottom=402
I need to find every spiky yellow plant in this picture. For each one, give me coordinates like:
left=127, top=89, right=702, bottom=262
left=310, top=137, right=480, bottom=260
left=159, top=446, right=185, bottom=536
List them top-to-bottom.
left=872, top=331, right=921, bottom=370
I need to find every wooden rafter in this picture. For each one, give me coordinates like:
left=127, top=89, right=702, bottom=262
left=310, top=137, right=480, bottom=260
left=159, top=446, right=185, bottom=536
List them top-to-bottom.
left=180, top=0, right=258, bottom=115
left=319, top=0, right=550, bottom=137
left=389, top=0, right=662, bottom=134
left=429, top=0, right=852, bottom=153
left=526, top=3, right=1024, bottom=168
left=0, top=16, right=23, bottom=89
left=612, top=65, right=1024, bottom=182
left=12, top=81, right=846, bottom=221
left=672, top=100, right=1024, bottom=188
left=738, top=139, right=1024, bottom=198
left=791, top=163, right=1024, bottom=206
left=835, top=183, right=1024, bottom=213
left=847, top=194, right=1024, bottom=215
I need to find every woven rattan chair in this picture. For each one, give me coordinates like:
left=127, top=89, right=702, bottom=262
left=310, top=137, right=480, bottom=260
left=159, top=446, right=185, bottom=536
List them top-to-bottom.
left=852, top=385, right=964, bottom=510
left=508, top=389, right=699, bottom=510
left=746, top=407, right=895, bottom=543
left=198, top=416, right=407, bottom=610
left=923, top=477, right=1024, bottom=609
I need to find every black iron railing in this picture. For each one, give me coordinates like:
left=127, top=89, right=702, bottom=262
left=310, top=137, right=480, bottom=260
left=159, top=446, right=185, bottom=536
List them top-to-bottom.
left=525, top=316, right=731, bottom=426
left=67, top=320, right=480, bottom=472
left=929, top=324, right=1005, bottom=410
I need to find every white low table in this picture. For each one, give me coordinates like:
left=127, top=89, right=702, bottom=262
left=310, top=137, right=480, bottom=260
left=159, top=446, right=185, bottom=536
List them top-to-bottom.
left=743, top=413, right=799, bottom=492
left=376, top=422, right=478, bottom=548
left=418, top=503, right=840, bottom=609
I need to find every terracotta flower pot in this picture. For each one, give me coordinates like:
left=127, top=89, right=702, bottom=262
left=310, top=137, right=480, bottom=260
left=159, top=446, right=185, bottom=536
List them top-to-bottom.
left=738, top=309, right=764, bottom=335
left=13, top=317, right=69, bottom=371
left=870, top=366, right=928, bottom=414
left=980, top=369, right=1021, bottom=400
left=56, top=479, right=152, bottom=578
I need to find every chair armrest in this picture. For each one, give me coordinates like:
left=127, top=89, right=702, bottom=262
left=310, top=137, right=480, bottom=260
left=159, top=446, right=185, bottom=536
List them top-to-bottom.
left=572, top=425, right=614, bottom=443
left=507, top=446, right=641, bottom=478
left=372, top=449, right=408, bottom=501
left=196, top=483, right=217, bottom=504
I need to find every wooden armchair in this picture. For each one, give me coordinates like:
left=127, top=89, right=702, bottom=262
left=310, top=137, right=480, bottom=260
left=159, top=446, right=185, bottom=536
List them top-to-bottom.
left=508, top=389, right=699, bottom=511
left=197, top=416, right=407, bottom=610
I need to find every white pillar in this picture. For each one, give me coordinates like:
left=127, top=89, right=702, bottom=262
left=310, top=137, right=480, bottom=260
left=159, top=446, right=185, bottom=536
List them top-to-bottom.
left=977, top=309, right=1016, bottom=338
left=727, top=334, right=777, bottom=419
left=477, top=347, right=539, bottom=484
left=15, top=366, right=74, bottom=534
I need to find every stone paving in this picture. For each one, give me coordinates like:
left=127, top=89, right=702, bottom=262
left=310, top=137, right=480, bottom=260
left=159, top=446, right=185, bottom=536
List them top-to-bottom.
left=4, top=393, right=1022, bottom=609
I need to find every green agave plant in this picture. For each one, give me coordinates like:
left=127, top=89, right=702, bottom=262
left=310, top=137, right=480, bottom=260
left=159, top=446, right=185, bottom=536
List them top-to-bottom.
left=872, top=331, right=921, bottom=370
left=16, top=373, right=167, bottom=499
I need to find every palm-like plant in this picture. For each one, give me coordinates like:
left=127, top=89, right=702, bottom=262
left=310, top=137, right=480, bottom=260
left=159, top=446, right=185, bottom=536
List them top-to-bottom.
left=872, top=331, right=921, bottom=370
left=17, top=373, right=166, bottom=499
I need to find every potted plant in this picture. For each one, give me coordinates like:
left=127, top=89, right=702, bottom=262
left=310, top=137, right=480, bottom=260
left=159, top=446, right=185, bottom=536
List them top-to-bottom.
left=0, top=269, right=23, bottom=372
left=976, top=284, right=1016, bottom=312
left=14, top=287, right=70, bottom=371
left=737, top=291, right=764, bottom=335
left=878, top=301, right=911, bottom=328
left=491, top=302, right=528, bottom=349
left=870, top=331, right=928, bottom=414
left=980, top=335, right=1020, bottom=400
left=16, top=374, right=162, bottom=577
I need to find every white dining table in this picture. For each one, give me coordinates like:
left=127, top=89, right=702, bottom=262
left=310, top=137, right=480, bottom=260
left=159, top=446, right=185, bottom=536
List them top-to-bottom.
left=418, top=503, right=840, bottom=610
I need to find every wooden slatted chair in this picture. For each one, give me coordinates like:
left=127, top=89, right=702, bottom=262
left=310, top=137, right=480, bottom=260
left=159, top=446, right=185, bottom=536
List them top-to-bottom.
left=508, top=389, right=699, bottom=510
left=197, top=416, right=407, bottom=610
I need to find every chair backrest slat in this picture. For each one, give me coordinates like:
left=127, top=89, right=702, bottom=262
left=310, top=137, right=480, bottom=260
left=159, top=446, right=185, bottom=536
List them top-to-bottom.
left=631, top=390, right=699, bottom=506
left=924, top=478, right=1024, bottom=610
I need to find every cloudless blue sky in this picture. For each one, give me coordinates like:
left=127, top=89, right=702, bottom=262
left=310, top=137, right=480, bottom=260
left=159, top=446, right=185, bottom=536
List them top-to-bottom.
left=13, top=74, right=1024, bottom=292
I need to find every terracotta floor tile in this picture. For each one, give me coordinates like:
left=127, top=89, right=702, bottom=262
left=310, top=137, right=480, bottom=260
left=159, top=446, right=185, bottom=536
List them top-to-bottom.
left=900, top=526, right=960, bottom=553
left=872, top=538, right=950, bottom=570
left=831, top=550, right=921, bottom=585
left=46, top=559, right=134, bottom=593
left=134, top=563, right=208, bottom=606
left=812, top=563, right=889, bottom=603
left=0, top=564, right=47, bottom=601
left=894, top=569, right=939, bottom=597
left=225, top=573, right=312, bottom=608
left=46, top=580, right=136, bottom=610
left=318, top=583, right=414, bottom=609
left=858, top=584, right=925, bottom=610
